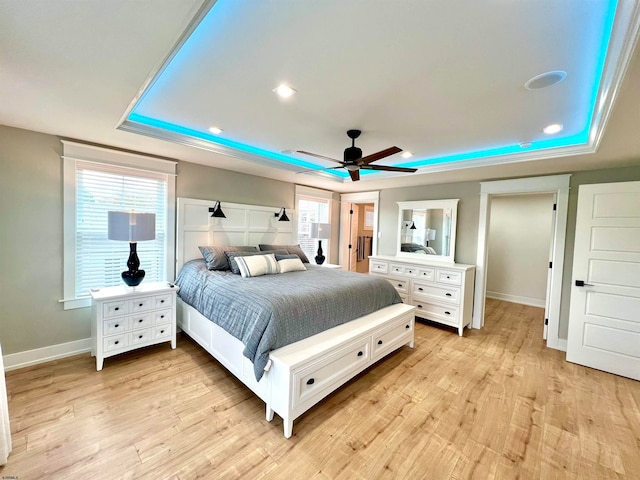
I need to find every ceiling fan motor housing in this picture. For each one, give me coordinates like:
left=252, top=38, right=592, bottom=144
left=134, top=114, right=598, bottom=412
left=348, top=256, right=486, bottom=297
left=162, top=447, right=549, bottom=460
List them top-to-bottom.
left=344, top=146, right=362, bottom=162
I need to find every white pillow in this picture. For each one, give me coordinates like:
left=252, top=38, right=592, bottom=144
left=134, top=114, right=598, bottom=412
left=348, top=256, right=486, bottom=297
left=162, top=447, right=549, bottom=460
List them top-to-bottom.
left=235, top=253, right=279, bottom=278
left=278, top=257, right=307, bottom=273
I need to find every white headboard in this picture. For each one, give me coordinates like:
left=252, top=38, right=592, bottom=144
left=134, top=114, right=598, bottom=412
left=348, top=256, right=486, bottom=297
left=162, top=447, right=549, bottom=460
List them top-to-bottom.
left=176, top=197, right=296, bottom=271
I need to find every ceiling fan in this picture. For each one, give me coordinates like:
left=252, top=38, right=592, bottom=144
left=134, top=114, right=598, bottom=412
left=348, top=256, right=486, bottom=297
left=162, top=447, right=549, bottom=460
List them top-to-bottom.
left=297, top=129, right=418, bottom=181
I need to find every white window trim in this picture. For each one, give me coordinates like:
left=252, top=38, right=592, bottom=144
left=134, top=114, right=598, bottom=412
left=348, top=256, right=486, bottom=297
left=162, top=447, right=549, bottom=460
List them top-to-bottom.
left=61, top=141, right=177, bottom=310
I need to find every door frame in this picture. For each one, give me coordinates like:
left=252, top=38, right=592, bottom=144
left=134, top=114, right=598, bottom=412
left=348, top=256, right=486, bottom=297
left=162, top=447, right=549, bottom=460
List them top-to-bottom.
left=473, top=174, right=571, bottom=351
left=339, top=191, right=380, bottom=268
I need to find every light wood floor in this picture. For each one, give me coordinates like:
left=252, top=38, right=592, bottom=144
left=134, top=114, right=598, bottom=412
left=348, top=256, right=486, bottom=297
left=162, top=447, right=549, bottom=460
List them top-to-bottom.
left=2, top=299, right=639, bottom=479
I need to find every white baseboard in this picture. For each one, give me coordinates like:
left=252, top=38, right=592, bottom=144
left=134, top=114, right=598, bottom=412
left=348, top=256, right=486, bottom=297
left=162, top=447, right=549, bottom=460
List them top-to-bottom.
left=486, top=291, right=546, bottom=308
left=3, top=338, right=91, bottom=372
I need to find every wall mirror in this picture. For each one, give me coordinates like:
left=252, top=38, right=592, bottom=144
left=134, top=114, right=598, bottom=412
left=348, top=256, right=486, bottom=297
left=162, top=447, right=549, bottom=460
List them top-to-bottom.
left=396, top=199, right=459, bottom=262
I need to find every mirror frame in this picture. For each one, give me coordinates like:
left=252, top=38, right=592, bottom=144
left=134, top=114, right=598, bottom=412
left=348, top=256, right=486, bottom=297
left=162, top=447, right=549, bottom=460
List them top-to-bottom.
left=396, top=199, right=459, bottom=263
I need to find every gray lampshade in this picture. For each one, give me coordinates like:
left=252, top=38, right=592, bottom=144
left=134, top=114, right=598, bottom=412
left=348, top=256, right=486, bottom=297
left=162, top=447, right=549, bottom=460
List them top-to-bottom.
left=108, top=211, right=156, bottom=242
left=310, top=222, right=331, bottom=240
left=425, top=228, right=436, bottom=241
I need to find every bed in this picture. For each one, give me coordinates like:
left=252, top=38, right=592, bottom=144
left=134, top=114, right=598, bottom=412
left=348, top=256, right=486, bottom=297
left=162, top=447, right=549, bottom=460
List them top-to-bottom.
left=175, top=198, right=416, bottom=437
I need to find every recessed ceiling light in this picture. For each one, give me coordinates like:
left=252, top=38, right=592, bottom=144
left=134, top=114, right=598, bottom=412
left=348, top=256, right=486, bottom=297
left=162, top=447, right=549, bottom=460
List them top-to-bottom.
left=524, top=71, right=567, bottom=90
left=273, top=84, right=297, bottom=98
left=543, top=123, right=563, bottom=135
left=208, top=126, right=223, bottom=135
left=519, top=142, right=532, bottom=149
left=281, top=149, right=295, bottom=155
left=401, top=151, right=413, bottom=159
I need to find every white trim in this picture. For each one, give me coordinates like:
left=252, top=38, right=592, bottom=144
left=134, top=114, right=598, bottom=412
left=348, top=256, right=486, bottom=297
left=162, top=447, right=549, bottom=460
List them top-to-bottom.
left=473, top=174, right=570, bottom=351
left=295, top=185, right=334, bottom=200
left=339, top=191, right=380, bottom=266
left=486, top=291, right=546, bottom=308
left=3, top=338, right=91, bottom=372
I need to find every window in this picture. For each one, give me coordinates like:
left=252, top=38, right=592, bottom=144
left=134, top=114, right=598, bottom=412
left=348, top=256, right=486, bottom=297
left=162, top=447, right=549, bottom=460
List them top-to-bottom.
left=63, top=141, right=176, bottom=309
left=295, top=186, right=333, bottom=263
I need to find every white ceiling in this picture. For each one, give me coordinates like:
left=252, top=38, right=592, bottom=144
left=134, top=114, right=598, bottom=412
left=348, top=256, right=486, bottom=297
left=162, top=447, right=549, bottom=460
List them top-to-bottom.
left=1, top=0, right=640, bottom=193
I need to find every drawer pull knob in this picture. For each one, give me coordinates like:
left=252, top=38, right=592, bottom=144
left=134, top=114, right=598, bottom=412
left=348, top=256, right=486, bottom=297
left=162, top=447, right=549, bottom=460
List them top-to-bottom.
left=446, top=276, right=451, bottom=279
left=397, top=284, right=402, bottom=287
left=418, top=287, right=423, bottom=291
left=445, top=293, right=452, bottom=297
left=161, top=300, right=165, bottom=303
left=139, top=303, right=143, bottom=307
left=417, top=304, right=423, bottom=308
left=114, top=307, right=119, bottom=311
left=445, top=311, right=451, bottom=315
left=160, top=315, right=165, bottom=319
left=138, top=319, right=143, bottom=323
left=115, top=324, right=119, bottom=328
left=406, top=325, right=410, bottom=329
left=160, top=330, right=165, bottom=334
left=138, top=335, right=143, bottom=339
left=114, top=340, right=119, bottom=345
left=377, top=340, right=383, bottom=345
left=357, top=351, right=363, bottom=357
left=306, top=378, right=315, bottom=385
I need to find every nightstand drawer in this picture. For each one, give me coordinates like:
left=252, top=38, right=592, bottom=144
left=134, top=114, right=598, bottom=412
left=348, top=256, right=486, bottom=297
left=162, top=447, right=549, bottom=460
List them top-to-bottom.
left=103, top=300, right=127, bottom=318
left=153, top=308, right=172, bottom=324
left=129, top=313, right=153, bottom=329
left=104, top=317, right=129, bottom=335
left=130, top=328, right=152, bottom=345
left=104, top=334, right=128, bottom=352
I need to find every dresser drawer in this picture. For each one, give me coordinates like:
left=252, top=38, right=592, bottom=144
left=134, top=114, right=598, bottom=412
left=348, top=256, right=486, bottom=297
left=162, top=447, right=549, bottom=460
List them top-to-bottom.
left=370, top=261, right=389, bottom=274
left=389, top=264, right=406, bottom=275
left=418, top=268, right=435, bottom=281
left=436, top=269, right=462, bottom=286
left=387, top=279, right=408, bottom=293
left=413, top=282, right=460, bottom=303
left=154, top=293, right=173, bottom=309
left=130, top=297, right=153, bottom=313
left=103, top=300, right=127, bottom=318
left=412, top=301, right=460, bottom=326
left=153, top=308, right=173, bottom=325
left=129, top=313, right=153, bottom=329
left=372, top=316, right=414, bottom=361
left=104, top=317, right=129, bottom=335
left=153, top=324, right=172, bottom=340
left=130, top=328, right=152, bottom=345
left=104, top=334, right=128, bottom=352
left=294, top=339, right=370, bottom=408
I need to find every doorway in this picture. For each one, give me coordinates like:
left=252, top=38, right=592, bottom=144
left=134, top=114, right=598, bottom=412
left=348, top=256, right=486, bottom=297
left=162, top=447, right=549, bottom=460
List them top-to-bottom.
left=473, top=175, right=570, bottom=351
left=340, top=191, right=380, bottom=272
left=485, top=193, right=556, bottom=338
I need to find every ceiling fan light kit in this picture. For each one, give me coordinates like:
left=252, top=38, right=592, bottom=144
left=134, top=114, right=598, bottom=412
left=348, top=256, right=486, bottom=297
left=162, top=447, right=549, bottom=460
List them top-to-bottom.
left=297, top=129, right=417, bottom=182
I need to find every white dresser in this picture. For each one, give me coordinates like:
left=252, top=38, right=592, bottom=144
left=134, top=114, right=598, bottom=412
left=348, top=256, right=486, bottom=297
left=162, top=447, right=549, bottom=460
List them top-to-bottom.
left=369, top=255, right=475, bottom=336
left=90, top=282, right=178, bottom=370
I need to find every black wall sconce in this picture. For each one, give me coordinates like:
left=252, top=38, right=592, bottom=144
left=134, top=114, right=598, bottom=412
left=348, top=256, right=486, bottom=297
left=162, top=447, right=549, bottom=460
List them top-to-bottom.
left=209, top=201, right=226, bottom=218
left=275, top=207, right=290, bottom=222
left=409, top=221, right=417, bottom=230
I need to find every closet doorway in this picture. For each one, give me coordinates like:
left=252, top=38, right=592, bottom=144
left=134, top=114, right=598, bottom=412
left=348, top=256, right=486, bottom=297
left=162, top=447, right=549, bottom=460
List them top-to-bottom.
left=340, top=192, right=379, bottom=272
left=485, top=193, right=556, bottom=339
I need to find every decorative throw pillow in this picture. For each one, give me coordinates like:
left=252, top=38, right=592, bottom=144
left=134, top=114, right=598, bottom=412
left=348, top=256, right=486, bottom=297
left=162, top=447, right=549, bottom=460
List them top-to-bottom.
left=259, top=244, right=310, bottom=263
left=198, top=245, right=257, bottom=270
left=225, top=250, right=288, bottom=274
left=275, top=253, right=300, bottom=261
left=235, top=254, right=279, bottom=278
left=278, top=257, right=307, bottom=273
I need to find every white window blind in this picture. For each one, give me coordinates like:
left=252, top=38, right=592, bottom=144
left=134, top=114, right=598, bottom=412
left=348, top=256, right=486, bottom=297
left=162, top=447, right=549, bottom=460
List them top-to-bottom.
left=75, top=161, right=168, bottom=297
left=296, top=195, right=330, bottom=262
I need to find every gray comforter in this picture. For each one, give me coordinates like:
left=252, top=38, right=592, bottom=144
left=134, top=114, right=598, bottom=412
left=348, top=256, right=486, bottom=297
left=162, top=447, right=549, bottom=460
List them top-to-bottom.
left=175, top=259, right=401, bottom=380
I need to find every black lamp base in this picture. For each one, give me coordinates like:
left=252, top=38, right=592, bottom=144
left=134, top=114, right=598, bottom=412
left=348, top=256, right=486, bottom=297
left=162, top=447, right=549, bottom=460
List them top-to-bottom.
left=314, top=240, right=326, bottom=265
left=122, top=242, right=145, bottom=287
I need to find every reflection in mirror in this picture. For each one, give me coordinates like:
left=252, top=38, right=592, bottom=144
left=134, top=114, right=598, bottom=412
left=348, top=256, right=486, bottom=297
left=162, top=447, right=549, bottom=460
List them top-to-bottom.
left=397, top=199, right=459, bottom=262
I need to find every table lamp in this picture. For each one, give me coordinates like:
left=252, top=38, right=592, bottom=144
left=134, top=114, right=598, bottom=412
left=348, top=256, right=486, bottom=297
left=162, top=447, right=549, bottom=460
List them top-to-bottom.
left=108, top=211, right=156, bottom=286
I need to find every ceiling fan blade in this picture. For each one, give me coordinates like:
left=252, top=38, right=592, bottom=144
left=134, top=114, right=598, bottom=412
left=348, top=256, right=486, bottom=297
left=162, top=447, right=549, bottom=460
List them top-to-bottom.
left=359, top=146, right=402, bottom=165
left=296, top=150, right=343, bottom=164
left=360, top=165, right=418, bottom=173
left=296, top=166, right=344, bottom=175
left=348, top=169, right=360, bottom=181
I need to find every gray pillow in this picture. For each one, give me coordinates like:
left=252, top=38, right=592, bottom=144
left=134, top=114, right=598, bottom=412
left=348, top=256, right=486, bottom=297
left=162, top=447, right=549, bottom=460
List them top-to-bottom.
left=259, top=244, right=310, bottom=263
left=199, top=245, right=257, bottom=270
left=226, top=250, right=288, bottom=274
left=275, top=253, right=300, bottom=261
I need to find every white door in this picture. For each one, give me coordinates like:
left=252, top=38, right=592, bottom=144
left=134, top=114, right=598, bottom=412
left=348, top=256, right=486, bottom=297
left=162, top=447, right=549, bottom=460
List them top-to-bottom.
left=566, top=181, right=640, bottom=380
left=543, top=194, right=557, bottom=340
left=349, top=205, right=359, bottom=272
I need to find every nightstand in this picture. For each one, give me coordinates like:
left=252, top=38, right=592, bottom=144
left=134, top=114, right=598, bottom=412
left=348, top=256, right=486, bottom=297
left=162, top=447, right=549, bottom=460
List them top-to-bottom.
left=90, top=282, right=179, bottom=371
